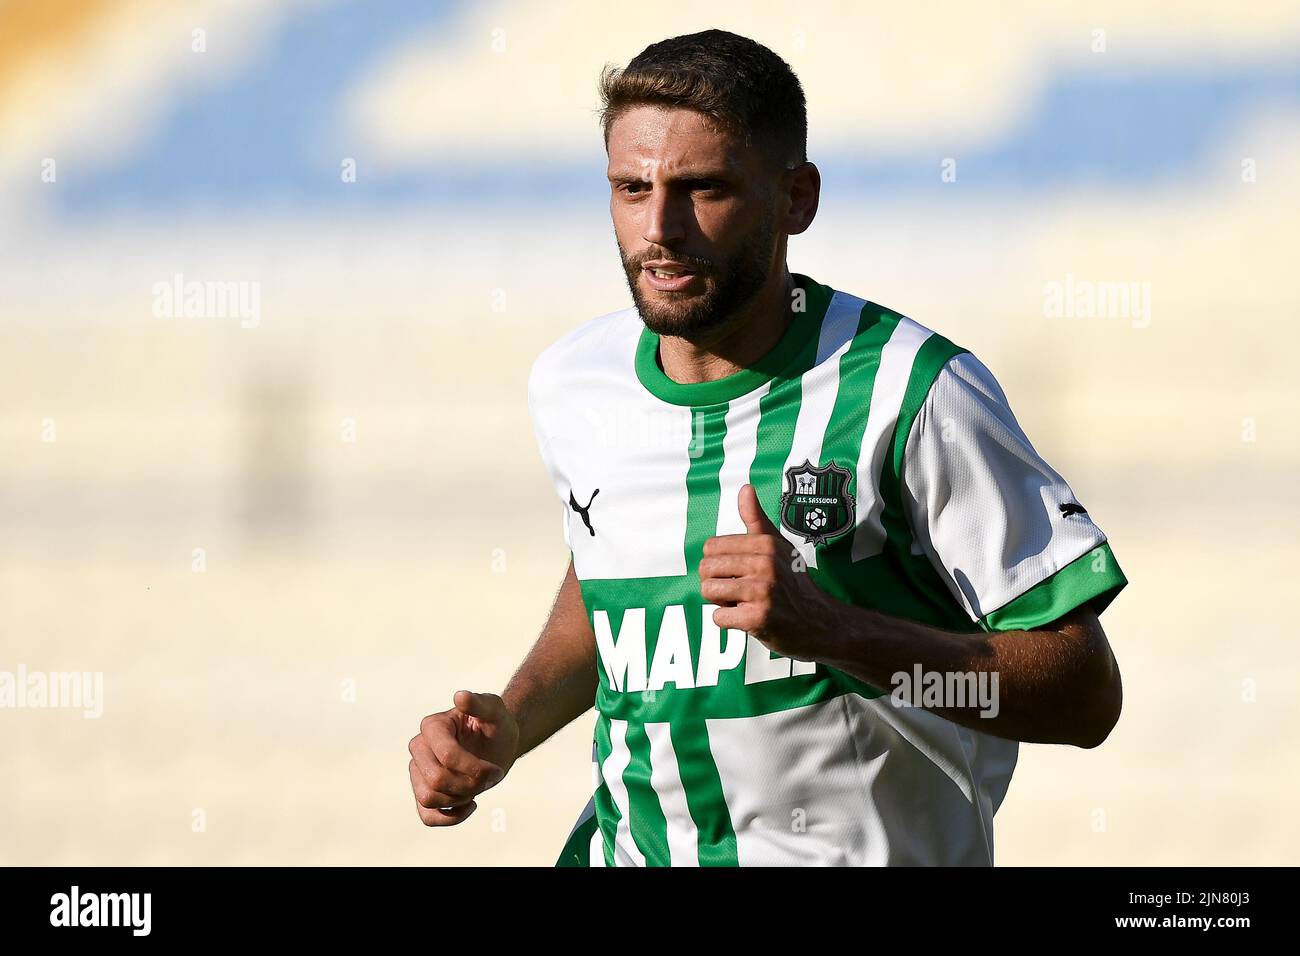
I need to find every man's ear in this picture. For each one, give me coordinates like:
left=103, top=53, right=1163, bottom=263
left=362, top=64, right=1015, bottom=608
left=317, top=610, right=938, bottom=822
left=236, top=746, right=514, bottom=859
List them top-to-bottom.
left=784, top=161, right=820, bottom=236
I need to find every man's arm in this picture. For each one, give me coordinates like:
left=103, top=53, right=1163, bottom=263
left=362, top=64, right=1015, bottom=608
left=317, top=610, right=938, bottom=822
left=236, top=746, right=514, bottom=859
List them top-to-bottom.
left=701, top=485, right=1123, bottom=749
left=408, top=560, right=597, bottom=827
left=502, top=560, right=599, bottom=758
left=807, top=601, right=1121, bottom=748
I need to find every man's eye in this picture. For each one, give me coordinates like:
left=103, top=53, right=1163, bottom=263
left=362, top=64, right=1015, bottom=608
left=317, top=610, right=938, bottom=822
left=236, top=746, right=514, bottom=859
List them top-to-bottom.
left=619, top=182, right=648, bottom=195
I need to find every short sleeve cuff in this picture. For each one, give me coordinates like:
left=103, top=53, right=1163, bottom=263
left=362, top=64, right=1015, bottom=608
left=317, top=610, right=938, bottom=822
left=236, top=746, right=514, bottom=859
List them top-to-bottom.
left=978, top=542, right=1127, bottom=632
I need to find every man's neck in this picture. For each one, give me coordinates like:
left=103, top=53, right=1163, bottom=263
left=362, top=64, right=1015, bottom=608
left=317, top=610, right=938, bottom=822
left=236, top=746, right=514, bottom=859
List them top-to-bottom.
left=657, top=270, right=796, bottom=385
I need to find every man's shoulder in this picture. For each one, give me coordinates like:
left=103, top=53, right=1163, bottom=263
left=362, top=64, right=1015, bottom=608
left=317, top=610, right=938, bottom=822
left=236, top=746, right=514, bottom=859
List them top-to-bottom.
left=813, top=278, right=959, bottom=360
left=821, top=283, right=969, bottom=393
left=813, top=284, right=992, bottom=445
left=861, top=299, right=958, bottom=356
left=528, top=306, right=642, bottom=400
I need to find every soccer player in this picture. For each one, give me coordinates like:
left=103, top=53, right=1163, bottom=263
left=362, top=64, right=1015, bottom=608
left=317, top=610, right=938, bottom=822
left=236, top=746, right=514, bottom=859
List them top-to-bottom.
left=408, top=30, right=1126, bottom=866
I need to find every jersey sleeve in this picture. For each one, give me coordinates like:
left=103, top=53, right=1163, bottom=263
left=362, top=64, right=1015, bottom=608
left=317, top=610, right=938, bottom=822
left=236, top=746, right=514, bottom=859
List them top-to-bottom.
left=900, top=353, right=1126, bottom=632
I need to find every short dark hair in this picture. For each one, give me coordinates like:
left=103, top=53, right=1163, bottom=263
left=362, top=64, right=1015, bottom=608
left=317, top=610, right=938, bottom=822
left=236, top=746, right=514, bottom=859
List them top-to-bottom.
left=599, top=29, right=807, bottom=168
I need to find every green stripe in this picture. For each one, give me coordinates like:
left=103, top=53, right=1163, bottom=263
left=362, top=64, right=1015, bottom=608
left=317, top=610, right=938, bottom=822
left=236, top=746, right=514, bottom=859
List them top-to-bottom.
left=745, top=279, right=834, bottom=513
left=809, top=307, right=897, bottom=604
left=887, top=334, right=967, bottom=487
left=748, top=362, right=816, bottom=521
left=682, top=406, right=730, bottom=575
left=980, top=542, right=1128, bottom=632
left=592, top=716, right=618, bottom=866
left=621, top=721, right=671, bottom=865
left=671, top=722, right=739, bottom=866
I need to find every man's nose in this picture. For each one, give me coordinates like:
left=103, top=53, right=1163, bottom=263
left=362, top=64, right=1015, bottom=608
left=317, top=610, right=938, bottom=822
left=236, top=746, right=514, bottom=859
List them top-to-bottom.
left=641, top=188, right=687, bottom=246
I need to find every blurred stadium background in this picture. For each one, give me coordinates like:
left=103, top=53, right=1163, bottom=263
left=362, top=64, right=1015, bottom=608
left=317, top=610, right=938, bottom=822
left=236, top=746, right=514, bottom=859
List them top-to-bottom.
left=1, top=0, right=1298, bottom=865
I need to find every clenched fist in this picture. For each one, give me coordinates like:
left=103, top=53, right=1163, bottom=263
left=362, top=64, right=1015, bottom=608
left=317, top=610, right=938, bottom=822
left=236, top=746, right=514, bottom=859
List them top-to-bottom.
left=698, top=483, right=837, bottom=661
left=409, top=690, right=520, bottom=826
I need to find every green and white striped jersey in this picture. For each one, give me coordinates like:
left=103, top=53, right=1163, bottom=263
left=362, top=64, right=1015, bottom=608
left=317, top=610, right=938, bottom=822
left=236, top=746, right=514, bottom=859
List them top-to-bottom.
left=528, top=273, right=1126, bottom=866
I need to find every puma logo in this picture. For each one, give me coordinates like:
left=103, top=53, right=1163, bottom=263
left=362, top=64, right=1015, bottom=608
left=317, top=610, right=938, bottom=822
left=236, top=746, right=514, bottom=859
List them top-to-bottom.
left=569, top=488, right=600, bottom=536
left=1059, top=502, right=1088, bottom=518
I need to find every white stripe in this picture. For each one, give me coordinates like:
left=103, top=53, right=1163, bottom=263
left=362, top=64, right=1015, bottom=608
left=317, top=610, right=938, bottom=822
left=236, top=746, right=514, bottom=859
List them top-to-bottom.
left=813, top=291, right=866, bottom=367
left=779, top=292, right=866, bottom=567
left=851, top=317, right=933, bottom=561
left=714, top=383, right=770, bottom=536
left=600, top=719, right=646, bottom=867
left=645, top=721, right=699, bottom=866
left=589, top=827, right=606, bottom=867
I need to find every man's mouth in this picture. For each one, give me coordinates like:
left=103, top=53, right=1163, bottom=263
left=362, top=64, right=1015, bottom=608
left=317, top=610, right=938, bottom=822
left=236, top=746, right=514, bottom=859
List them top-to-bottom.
left=642, top=261, right=702, bottom=292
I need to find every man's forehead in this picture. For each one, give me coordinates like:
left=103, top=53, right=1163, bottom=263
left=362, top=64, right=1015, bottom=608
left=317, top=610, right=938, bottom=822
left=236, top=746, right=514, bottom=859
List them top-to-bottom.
left=606, top=106, right=746, bottom=174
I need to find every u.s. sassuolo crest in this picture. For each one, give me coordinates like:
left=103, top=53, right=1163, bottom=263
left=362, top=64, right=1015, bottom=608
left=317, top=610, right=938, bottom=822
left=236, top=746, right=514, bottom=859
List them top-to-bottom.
left=779, top=459, right=856, bottom=546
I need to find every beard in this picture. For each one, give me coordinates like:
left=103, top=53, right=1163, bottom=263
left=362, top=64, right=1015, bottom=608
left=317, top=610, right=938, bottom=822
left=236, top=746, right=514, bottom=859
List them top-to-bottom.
left=620, top=206, right=779, bottom=339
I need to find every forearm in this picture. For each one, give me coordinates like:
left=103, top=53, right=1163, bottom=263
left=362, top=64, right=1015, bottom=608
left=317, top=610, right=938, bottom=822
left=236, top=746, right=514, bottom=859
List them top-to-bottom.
left=502, top=561, right=599, bottom=759
left=810, top=599, right=1120, bottom=747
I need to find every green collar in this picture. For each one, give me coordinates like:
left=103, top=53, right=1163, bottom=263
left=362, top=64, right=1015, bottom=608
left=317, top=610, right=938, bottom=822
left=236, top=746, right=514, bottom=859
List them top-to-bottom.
left=634, top=273, right=833, bottom=407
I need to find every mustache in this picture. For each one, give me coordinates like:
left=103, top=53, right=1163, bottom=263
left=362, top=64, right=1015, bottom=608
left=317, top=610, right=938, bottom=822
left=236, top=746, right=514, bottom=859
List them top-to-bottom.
left=626, top=250, right=712, bottom=272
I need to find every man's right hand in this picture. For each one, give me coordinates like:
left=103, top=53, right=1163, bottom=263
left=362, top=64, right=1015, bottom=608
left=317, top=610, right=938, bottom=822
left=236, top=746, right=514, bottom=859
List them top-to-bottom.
left=409, top=690, right=520, bottom=827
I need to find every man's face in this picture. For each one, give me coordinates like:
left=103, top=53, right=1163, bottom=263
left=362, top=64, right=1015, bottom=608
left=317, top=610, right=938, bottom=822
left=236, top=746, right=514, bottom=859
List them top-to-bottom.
left=606, top=105, right=782, bottom=338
